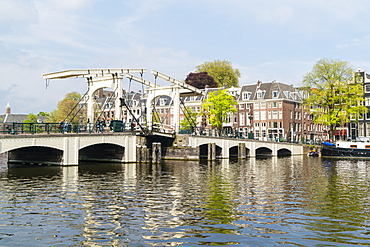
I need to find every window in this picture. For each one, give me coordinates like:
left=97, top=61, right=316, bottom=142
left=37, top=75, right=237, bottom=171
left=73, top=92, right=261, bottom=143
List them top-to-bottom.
left=365, top=84, right=370, bottom=93
left=257, top=90, right=266, bottom=99
left=272, top=91, right=279, bottom=98
left=284, top=91, right=290, bottom=98
left=243, top=92, right=252, bottom=100
left=365, top=97, right=370, bottom=106
left=260, top=102, right=266, bottom=108
left=272, top=102, right=277, bottom=108
left=254, top=103, right=259, bottom=109
left=239, top=104, right=245, bottom=110
left=254, top=111, right=260, bottom=120
left=260, top=111, right=266, bottom=120
left=268, top=111, right=271, bottom=119
left=272, top=111, right=278, bottom=119
left=279, top=111, right=282, bottom=119
left=359, top=123, right=364, bottom=136
left=367, top=123, right=370, bottom=136
left=255, top=130, right=260, bottom=138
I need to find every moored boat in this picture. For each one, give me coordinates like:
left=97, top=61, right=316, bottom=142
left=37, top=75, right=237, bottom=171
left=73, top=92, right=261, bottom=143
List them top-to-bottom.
left=321, top=138, right=370, bottom=158
left=308, top=149, right=319, bottom=157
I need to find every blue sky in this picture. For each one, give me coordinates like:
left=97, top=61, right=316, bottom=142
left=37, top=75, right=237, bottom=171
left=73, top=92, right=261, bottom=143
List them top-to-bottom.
left=1, top=0, right=370, bottom=114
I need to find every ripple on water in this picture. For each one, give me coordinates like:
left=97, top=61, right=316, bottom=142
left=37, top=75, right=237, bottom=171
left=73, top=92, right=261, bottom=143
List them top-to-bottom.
left=0, top=158, right=370, bottom=246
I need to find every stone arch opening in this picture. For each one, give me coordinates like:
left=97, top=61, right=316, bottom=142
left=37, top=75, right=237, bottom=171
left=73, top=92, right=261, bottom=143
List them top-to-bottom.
left=79, top=143, right=125, bottom=163
left=199, top=143, right=222, bottom=159
left=215, top=145, right=222, bottom=158
left=229, top=145, right=251, bottom=159
left=8, top=146, right=63, bottom=165
left=229, top=146, right=238, bottom=158
left=256, top=147, right=272, bottom=159
left=277, top=148, right=292, bottom=158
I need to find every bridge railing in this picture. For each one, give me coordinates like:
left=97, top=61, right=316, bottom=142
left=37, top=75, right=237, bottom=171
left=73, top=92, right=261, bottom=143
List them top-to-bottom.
left=180, top=126, right=312, bottom=144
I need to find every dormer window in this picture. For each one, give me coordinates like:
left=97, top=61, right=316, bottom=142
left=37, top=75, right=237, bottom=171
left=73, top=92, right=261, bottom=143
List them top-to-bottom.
left=256, top=90, right=266, bottom=100
left=272, top=91, right=279, bottom=98
left=284, top=91, right=290, bottom=99
left=242, top=92, right=251, bottom=100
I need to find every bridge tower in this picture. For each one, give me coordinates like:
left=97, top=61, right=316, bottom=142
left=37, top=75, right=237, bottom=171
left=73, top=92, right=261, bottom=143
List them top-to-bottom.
left=43, top=69, right=146, bottom=126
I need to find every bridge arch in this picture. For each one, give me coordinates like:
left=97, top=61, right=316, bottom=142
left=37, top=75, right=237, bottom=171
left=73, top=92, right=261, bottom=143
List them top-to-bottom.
left=79, top=143, right=125, bottom=163
left=199, top=143, right=222, bottom=159
left=229, top=145, right=250, bottom=159
left=8, top=146, right=63, bottom=165
left=256, top=147, right=272, bottom=158
left=277, top=148, right=292, bottom=158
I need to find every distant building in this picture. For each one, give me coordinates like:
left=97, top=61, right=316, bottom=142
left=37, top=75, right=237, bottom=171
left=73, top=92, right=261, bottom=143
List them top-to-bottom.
left=350, top=68, right=370, bottom=139
left=237, top=80, right=323, bottom=142
left=0, top=103, right=29, bottom=123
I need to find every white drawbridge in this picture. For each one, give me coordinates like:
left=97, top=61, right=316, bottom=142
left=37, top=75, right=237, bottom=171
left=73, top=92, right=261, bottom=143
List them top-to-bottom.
left=43, top=68, right=205, bottom=134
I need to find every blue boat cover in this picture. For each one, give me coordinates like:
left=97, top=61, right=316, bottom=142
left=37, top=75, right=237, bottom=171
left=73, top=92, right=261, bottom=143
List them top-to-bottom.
left=322, top=142, right=335, bottom=146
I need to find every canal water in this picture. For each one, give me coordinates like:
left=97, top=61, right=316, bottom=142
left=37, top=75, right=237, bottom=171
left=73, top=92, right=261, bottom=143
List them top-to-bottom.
left=0, top=156, right=369, bottom=246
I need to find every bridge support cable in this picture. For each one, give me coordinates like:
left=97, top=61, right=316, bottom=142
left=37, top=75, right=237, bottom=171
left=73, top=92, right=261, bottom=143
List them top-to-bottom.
left=150, top=70, right=206, bottom=134
left=92, top=81, right=120, bottom=132
left=63, top=89, right=90, bottom=123
left=119, top=97, right=146, bottom=134
left=179, top=98, right=199, bottom=134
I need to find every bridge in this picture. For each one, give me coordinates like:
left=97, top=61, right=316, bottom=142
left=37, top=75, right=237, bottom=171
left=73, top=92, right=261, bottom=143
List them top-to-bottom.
left=0, top=67, right=305, bottom=166
left=0, top=132, right=304, bottom=166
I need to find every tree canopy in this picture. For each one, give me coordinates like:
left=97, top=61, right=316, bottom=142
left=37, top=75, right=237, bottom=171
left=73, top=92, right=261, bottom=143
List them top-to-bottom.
left=302, top=58, right=368, bottom=140
left=196, top=60, right=240, bottom=88
left=185, top=72, right=217, bottom=89
left=201, top=89, right=237, bottom=130
left=48, top=92, right=83, bottom=123
left=180, top=106, right=198, bottom=130
left=23, top=113, right=39, bottom=123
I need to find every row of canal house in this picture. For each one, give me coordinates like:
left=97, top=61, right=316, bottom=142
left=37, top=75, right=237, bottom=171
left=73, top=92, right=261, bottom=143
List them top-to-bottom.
left=94, top=79, right=326, bottom=143
left=182, top=80, right=325, bottom=142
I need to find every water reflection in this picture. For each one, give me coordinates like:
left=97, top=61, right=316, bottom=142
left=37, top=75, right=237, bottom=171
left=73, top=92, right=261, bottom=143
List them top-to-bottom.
left=0, top=157, right=369, bottom=246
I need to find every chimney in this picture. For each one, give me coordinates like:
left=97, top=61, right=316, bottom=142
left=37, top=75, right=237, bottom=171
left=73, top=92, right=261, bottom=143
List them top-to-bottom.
left=257, top=80, right=262, bottom=88
left=5, top=102, right=10, bottom=114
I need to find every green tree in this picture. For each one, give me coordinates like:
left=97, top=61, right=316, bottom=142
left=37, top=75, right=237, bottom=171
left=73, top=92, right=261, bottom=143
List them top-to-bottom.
left=302, top=58, right=368, bottom=141
left=196, top=59, right=240, bottom=88
left=202, top=89, right=237, bottom=131
left=48, top=92, right=83, bottom=123
left=180, top=106, right=198, bottom=130
left=23, top=113, right=40, bottom=133
left=24, top=113, right=38, bottom=123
